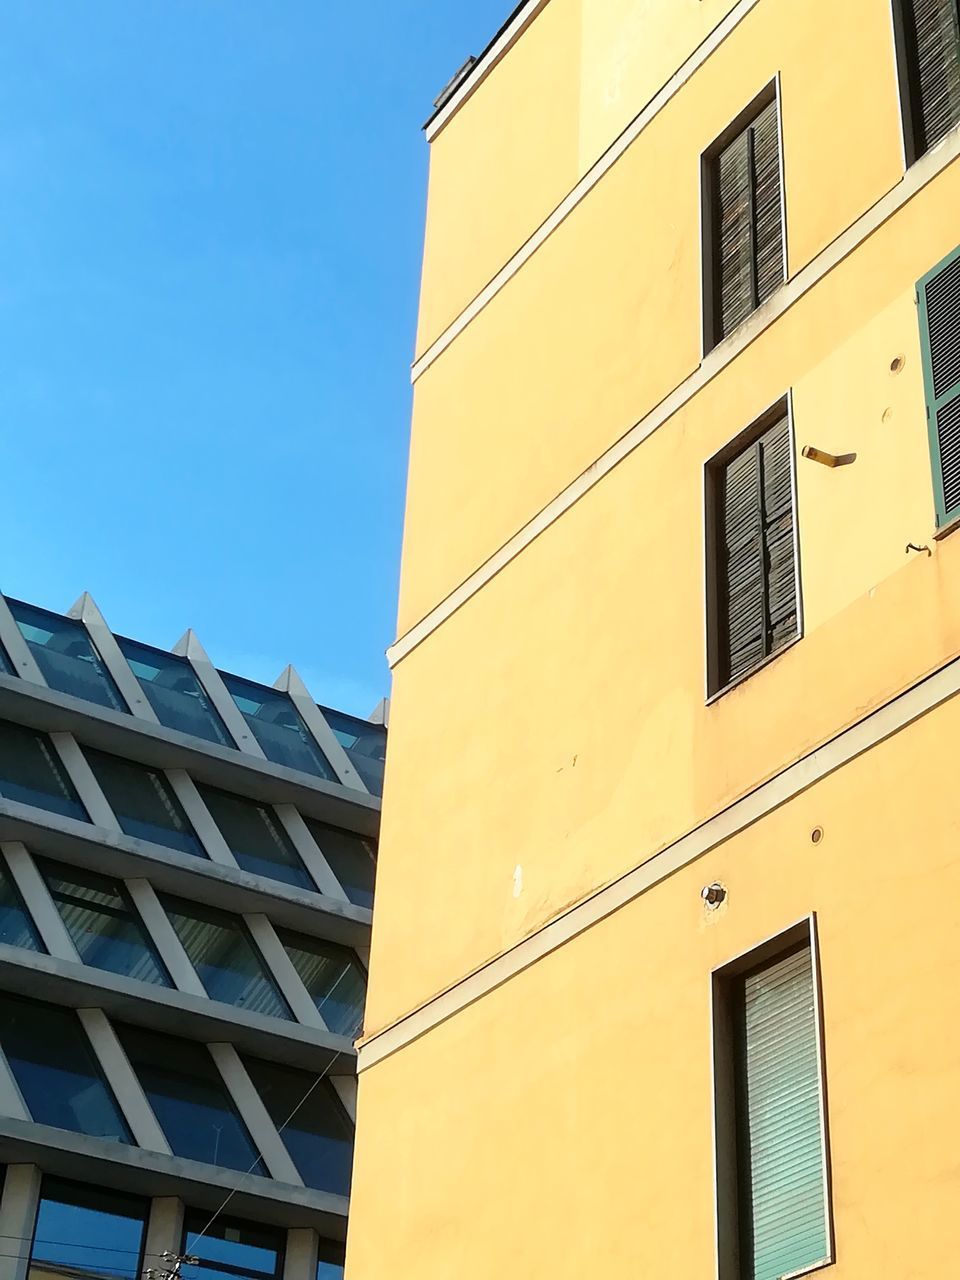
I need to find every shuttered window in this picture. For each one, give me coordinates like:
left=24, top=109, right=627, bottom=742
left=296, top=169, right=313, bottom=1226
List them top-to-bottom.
left=899, top=0, right=960, bottom=159
left=710, top=96, right=784, bottom=345
left=918, top=244, right=960, bottom=527
left=712, top=412, right=799, bottom=691
left=733, top=943, right=829, bottom=1280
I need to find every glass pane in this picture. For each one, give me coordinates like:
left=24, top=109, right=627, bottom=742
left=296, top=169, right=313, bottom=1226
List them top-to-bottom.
left=6, top=599, right=127, bottom=713
left=116, top=637, right=234, bottom=748
left=0, top=642, right=13, bottom=675
left=219, top=673, right=336, bottom=781
left=319, top=708, right=386, bottom=797
left=0, top=720, right=88, bottom=821
left=84, top=748, right=205, bottom=857
left=197, top=785, right=315, bottom=892
left=304, top=819, right=376, bottom=910
left=0, top=856, right=43, bottom=951
left=40, top=858, right=170, bottom=986
left=163, top=896, right=292, bottom=1020
left=278, top=929, right=365, bottom=1038
left=0, top=993, right=131, bottom=1142
left=117, top=1024, right=265, bottom=1174
left=244, top=1056, right=353, bottom=1196
left=30, top=1177, right=147, bottom=1280
left=182, top=1212, right=282, bottom=1280
left=316, top=1242, right=345, bottom=1280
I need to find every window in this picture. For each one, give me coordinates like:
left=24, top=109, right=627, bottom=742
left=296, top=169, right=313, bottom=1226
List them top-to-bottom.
left=896, top=0, right=960, bottom=162
left=704, top=89, right=784, bottom=349
left=918, top=245, right=960, bottom=528
left=706, top=406, right=799, bottom=694
left=6, top=599, right=127, bottom=713
left=116, top=636, right=234, bottom=747
left=0, top=641, right=13, bottom=675
left=219, top=672, right=336, bottom=781
left=320, top=707, right=386, bottom=796
left=0, top=719, right=88, bottom=822
left=84, top=748, right=206, bottom=857
left=197, top=784, right=316, bottom=891
left=304, top=818, right=377, bottom=910
left=0, top=855, right=43, bottom=951
left=39, top=858, right=170, bottom=986
left=162, top=895, right=292, bottom=1020
left=713, top=926, right=830, bottom=1280
left=278, top=928, right=366, bottom=1037
left=0, top=993, right=132, bottom=1143
left=116, top=1024, right=265, bottom=1173
left=244, top=1055, right=354, bottom=1196
left=29, top=1177, right=147, bottom=1280
left=181, top=1212, right=282, bottom=1280
left=316, top=1244, right=346, bottom=1280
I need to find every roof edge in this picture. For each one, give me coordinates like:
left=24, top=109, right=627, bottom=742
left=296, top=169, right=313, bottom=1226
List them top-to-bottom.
left=423, top=0, right=551, bottom=140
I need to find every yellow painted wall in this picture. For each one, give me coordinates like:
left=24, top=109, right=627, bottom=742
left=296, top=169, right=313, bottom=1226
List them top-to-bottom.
left=401, top=0, right=903, bottom=636
left=415, top=0, right=582, bottom=356
left=372, top=157, right=960, bottom=1032
left=350, top=693, right=960, bottom=1278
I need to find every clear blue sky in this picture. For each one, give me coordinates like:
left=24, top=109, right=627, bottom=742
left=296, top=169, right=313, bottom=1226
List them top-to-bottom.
left=0, top=1, right=508, bottom=716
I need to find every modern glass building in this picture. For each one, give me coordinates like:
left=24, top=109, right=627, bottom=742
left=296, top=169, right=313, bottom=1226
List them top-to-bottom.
left=0, top=588, right=386, bottom=1280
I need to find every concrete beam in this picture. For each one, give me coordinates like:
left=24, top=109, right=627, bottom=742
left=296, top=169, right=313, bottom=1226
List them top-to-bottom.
left=68, top=593, right=160, bottom=726
left=0, top=598, right=45, bottom=686
left=173, top=630, right=264, bottom=759
left=274, top=668, right=366, bottom=795
left=0, top=673, right=380, bottom=833
left=1, top=842, right=80, bottom=962
left=77, top=1008, right=172, bottom=1154
left=207, top=1044, right=302, bottom=1185
left=0, top=1164, right=41, bottom=1280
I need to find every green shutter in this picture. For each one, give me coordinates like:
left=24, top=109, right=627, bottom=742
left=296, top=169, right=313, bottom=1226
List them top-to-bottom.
left=918, top=244, right=960, bottom=528
left=737, top=945, right=828, bottom=1280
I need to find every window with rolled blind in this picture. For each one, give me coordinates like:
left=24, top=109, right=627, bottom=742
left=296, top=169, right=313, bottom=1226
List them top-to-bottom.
left=897, top=0, right=960, bottom=161
left=706, top=92, right=785, bottom=348
left=918, top=244, right=960, bottom=528
left=708, top=408, right=799, bottom=694
left=713, top=928, right=832, bottom=1280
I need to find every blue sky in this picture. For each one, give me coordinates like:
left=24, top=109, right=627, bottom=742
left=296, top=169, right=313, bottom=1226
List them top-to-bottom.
left=0, top=1, right=508, bottom=716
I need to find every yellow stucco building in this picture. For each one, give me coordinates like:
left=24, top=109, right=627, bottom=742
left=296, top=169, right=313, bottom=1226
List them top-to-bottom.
left=349, top=1, right=960, bottom=1277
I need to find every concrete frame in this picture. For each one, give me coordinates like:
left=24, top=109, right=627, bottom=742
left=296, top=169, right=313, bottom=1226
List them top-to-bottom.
left=0, top=589, right=372, bottom=1271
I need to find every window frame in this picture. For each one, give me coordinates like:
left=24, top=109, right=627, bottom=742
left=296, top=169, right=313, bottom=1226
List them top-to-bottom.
left=891, top=0, right=960, bottom=168
left=700, top=76, right=787, bottom=356
left=703, top=393, right=804, bottom=701
left=710, top=916, right=834, bottom=1280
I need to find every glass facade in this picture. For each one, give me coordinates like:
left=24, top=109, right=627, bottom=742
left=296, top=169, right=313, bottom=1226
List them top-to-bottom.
left=6, top=599, right=127, bottom=713
left=116, top=636, right=234, bottom=747
left=0, top=641, right=12, bottom=675
left=219, top=673, right=336, bottom=781
left=320, top=707, right=387, bottom=796
left=0, top=719, right=88, bottom=822
left=84, top=748, right=206, bottom=857
left=197, top=785, right=316, bottom=891
left=304, top=819, right=377, bottom=910
left=0, top=856, right=43, bottom=951
left=40, top=858, right=170, bottom=986
left=162, top=896, right=292, bottom=1020
left=278, top=929, right=366, bottom=1038
left=0, top=993, right=132, bottom=1142
left=117, top=1024, right=265, bottom=1174
left=244, top=1056, right=354, bottom=1196
left=29, top=1178, right=147, bottom=1280
left=181, top=1212, right=282, bottom=1280
left=316, top=1243, right=346, bottom=1280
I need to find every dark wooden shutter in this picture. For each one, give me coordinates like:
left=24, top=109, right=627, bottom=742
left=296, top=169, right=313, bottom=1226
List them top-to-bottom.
left=902, top=0, right=960, bottom=155
left=714, top=98, right=784, bottom=342
left=919, top=245, right=960, bottom=527
left=717, top=413, right=798, bottom=688
left=736, top=944, right=829, bottom=1280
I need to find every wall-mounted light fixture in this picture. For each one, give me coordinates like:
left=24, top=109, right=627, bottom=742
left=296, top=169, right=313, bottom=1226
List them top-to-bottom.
left=802, top=446, right=857, bottom=468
